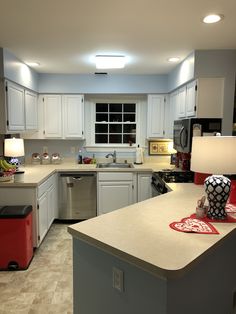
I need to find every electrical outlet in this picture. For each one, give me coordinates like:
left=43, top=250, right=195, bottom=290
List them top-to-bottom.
left=43, top=146, right=48, bottom=153
left=70, top=146, right=75, bottom=154
left=112, top=267, right=124, bottom=292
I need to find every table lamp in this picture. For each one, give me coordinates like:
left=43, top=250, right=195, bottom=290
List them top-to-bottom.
left=191, top=136, right=236, bottom=220
left=4, top=138, right=25, bottom=170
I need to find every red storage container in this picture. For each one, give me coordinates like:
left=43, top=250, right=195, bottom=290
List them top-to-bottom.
left=0, top=205, right=33, bottom=270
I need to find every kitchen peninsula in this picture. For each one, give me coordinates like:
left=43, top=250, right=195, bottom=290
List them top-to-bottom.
left=68, top=184, right=236, bottom=314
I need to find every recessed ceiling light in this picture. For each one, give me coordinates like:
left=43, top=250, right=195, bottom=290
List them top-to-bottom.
left=203, top=14, right=224, bottom=24
left=95, top=55, right=125, bottom=69
left=167, top=57, right=180, bottom=63
left=25, top=62, right=40, bottom=67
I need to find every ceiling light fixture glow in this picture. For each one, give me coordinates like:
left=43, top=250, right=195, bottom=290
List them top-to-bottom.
left=203, top=14, right=223, bottom=24
left=95, top=55, right=125, bottom=69
left=167, top=57, right=180, bottom=63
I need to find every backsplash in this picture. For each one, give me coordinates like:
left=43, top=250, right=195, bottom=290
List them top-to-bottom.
left=24, top=139, right=171, bottom=165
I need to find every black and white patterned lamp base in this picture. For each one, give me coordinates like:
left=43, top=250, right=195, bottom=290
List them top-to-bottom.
left=204, top=175, right=231, bottom=220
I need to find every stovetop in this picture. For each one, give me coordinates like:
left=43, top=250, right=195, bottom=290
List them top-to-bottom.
left=155, top=169, right=194, bottom=183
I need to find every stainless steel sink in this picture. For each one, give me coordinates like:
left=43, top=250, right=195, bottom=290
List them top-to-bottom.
left=96, top=163, right=134, bottom=168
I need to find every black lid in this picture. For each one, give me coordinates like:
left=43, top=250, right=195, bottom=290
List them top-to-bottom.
left=14, top=171, right=25, bottom=174
left=0, top=205, right=32, bottom=218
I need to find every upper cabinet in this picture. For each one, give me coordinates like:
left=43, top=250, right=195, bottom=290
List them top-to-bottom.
left=174, top=78, right=224, bottom=120
left=0, top=81, right=38, bottom=133
left=7, top=81, right=25, bottom=131
left=25, top=90, right=38, bottom=130
left=24, top=94, right=84, bottom=139
left=43, top=95, right=63, bottom=138
left=63, top=95, right=84, bottom=139
left=147, top=95, right=165, bottom=138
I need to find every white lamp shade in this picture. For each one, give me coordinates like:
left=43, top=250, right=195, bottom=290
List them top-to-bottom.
left=191, top=136, right=236, bottom=175
left=4, top=138, right=25, bottom=157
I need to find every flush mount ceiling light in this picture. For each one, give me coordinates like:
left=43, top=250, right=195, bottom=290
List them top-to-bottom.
left=203, top=14, right=224, bottom=24
left=95, top=55, right=126, bottom=69
left=167, top=57, right=180, bottom=63
left=25, top=62, right=40, bottom=67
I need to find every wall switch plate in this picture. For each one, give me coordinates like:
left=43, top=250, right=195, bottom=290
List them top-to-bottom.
left=43, top=146, right=48, bottom=153
left=70, top=146, right=75, bottom=154
left=112, top=267, right=124, bottom=292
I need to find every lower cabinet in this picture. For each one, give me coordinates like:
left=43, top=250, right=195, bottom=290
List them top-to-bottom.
left=97, top=172, right=137, bottom=215
left=137, top=172, right=152, bottom=202
left=37, top=173, right=58, bottom=245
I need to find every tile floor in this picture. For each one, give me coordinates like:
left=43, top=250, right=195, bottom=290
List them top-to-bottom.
left=0, top=223, right=73, bottom=314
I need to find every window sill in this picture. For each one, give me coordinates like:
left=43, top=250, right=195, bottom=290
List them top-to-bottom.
left=85, top=145, right=137, bottom=152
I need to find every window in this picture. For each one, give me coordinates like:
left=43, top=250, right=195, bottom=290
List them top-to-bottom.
left=95, top=103, right=136, bottom=144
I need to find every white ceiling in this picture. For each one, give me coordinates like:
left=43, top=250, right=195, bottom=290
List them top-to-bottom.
left=0, top=0, right=235, bottom=75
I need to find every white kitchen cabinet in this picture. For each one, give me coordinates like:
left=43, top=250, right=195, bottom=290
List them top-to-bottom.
left=174, top=78, right=224, bottom=120
left=185, top=80, right=196, bottom=117
left=0, top=81, right=38, bottom=133
left=6, top=81, right=25, bottom=131
left=176, top=86, right=186, bottom=119
left=25, top=90, right=38, bottom=130
left=25, top=94, right=84, bottom=139
left=164, top=94, right=175, bottom=139
left=43, top=95, right=62, bottom=138
left=63, top=95, right=84, bottom=138
left=147, top=95, right=165, bottom=138
left=97, top=172, right=136, bottom=215
left=137, top=172, right=152, bottom=202
left=37, top=173, right=57, bottom=244
left=38, top=192, right=48, bottom=242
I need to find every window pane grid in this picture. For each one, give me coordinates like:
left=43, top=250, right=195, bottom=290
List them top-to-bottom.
left=95, top=103, right=136, bottom=144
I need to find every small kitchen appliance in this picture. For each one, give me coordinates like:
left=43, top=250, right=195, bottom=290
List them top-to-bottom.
left=173, top=118, right=222, bottom=153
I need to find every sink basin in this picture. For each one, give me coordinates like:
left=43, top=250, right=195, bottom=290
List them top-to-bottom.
left=96, top=163, right=134, bottom=168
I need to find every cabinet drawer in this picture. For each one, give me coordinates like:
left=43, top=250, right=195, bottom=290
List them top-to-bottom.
left=98, top=172, right=133, bottom=181
left=38, top=174, right=55, bottom=198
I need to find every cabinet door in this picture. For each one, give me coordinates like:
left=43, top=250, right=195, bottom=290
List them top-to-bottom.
left=6, top=81, right=25, bottom=131
left=185, top=81, right=196, bottom=117
left=176, top=87, right=186, bottom=119
left=25, top=91, right=38, bottom=130
left=43, top=95, right=62, bottom=138
left=63, top=95, right=84, bottom=138
left=147, top=95, right=165, bottom=138
left=164, top=95, right=174, bottom=139
left=138, top=173, right=152, bottom=202
left=98, top=181, right=133, bottom=215
left=47, top=184, right=55, bottom=227
left=38, top=192, right=48, bottom=243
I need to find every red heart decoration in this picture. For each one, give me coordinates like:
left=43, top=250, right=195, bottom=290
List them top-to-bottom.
left=170, top=218, right=219, bottom=234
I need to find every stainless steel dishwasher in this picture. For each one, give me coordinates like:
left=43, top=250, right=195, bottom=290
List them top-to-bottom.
left=58, top=172, right=97, bottom=219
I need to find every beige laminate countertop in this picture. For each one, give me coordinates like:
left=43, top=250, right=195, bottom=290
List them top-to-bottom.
left=0, top=161, right=172, bottom=187
left=68, top=183, right=236, bottom=279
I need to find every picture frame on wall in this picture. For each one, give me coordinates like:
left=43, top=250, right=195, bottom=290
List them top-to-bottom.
left=148, top=140, right=170, bottom=155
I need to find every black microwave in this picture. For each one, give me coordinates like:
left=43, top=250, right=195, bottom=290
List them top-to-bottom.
left=173, top=118, right=222, bottom=153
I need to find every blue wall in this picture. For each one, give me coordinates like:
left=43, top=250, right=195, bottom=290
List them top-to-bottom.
left=3, top=48, right=39, bottom=91
left=168, top=52, right=195, bottom=91
left=38, top=73, right=168, bottom=94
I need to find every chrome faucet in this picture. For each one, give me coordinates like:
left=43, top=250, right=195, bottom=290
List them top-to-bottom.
left=105, top=150, right=117, bottom=163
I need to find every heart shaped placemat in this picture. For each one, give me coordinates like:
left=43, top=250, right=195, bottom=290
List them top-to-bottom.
left=170, top=218, right=219, bottom=234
